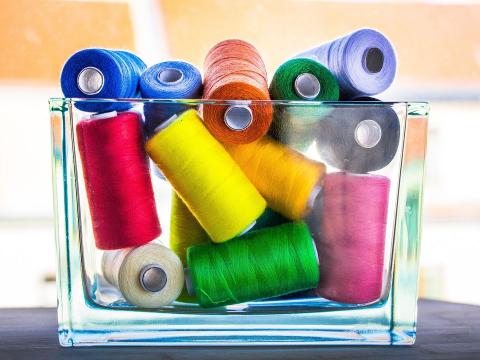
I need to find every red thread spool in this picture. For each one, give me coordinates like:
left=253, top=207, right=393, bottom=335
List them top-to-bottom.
left=203, top=39, right=273, bottom=144
left=76, top=112, right=161, bottom=250
left=317, top=173, right=390, bottom=304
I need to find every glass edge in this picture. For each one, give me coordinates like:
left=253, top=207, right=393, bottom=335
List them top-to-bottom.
left=47, top=97, right=426, bottom=107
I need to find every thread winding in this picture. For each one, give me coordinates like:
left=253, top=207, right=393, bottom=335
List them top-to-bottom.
left=297, top=29, right=396, bottom=99
left=202, top=39, right=273, bottom=144
left=61, top=48, right=146, bottom=112
left=269, top=58, right=339, bottom=101
left=140, top=61, right=203, bottom=135
left=316, top=105, right=401, bottom=173
left=146, top=109, right=266, bottom=243
left=76, top=112, right=161, bottom=250
left=224, top=136, right=325, bottom=220
left=317, top=173, right=389, bottom=304
left=170, top=192, right=210, bottom=265
left=187, top=221, right=319, bottom=308
left=102, top=243, right=184, bottom=308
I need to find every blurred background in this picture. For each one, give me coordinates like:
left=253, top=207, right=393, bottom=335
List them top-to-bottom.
left=0, top=0, right=479, bottom=307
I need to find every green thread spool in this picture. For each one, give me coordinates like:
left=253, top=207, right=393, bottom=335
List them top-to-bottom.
left=269, top=58, right=339, bottom=151
left=269, top=58, right=339, bottom=102
left=171, top=194, right=287, bottom=304
left=187, top=221, right=319, bottom=308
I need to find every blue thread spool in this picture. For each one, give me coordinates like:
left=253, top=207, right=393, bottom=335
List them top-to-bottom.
left=297, top=29, right=396, bottom=99
left=60, top=48, right=145, bottom=113
left=140, top=61, right=202, bottom=136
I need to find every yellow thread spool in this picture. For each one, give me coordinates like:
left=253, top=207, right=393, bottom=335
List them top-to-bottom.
left=146, top=109, right=266, bottom=243
left=224, top=137, right=326, bottom=220
left=170, top=191, right=210, bottom=264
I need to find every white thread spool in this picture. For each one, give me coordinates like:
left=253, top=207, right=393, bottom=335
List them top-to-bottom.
left=102, top=243, right=184, bottom=308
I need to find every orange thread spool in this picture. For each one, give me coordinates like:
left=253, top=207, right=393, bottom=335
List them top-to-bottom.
left=202, top=39, right=273, bottom=144
left=224, top=136, right=326, bottom=221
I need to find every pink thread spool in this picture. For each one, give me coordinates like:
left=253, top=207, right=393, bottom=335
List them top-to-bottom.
left=76, top=111, right=161, bottom=250
left=317, top=172, right=390, bottom=304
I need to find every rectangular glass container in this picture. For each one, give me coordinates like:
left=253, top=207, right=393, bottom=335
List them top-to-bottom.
left=50, top=99, right=428, bottom=346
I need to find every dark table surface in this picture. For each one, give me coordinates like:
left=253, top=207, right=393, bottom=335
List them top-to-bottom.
left=0, top=299, right=479, bottom=360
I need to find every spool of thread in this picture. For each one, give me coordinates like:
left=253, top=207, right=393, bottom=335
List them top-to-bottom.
left=297, top=29, right=396, bottom=99
left=202, top=39, right=273, bottom=144
left=61, top=48, right=146, bottom=112
left=268, top=58, right=339, bottom=151
left=269, top=58, right=339, bottom=101
left=140, top=61, right=203, bottom=136
left=316, top=105, right=400, bottom=173
left=146, top=109, right=266, bottom=243
left=76, top=112, right=161, bottom=250
left=224, top=136, right=325, bottom=220
left=317, top=173, right=389, bottom=304
left=171, top=191, right=288, bottom=265
left=170, top=192, right=210, bottom=265
left=170, top=194, right=286, bottom=304
left=187, top=221, right=319, bottom=308
left=102, top=243, right=184, bottom=308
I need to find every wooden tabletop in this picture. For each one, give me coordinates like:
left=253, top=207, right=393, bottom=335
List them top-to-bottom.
left=0, top=299, right=479, bottom=360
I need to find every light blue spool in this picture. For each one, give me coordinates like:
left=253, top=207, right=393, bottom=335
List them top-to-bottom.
left=297, top=29, right=396, bottom=99
left=60, top=48, right=146, bottom=113
left=140, top=61, right=202, bottom=136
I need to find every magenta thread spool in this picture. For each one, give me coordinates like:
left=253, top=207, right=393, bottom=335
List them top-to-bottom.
left=317, top=172, right=390, bottom=304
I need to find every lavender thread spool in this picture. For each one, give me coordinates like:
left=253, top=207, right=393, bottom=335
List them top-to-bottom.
left=296, top=29, right=396, bottom=99
left=317, top=173, right=390, bottom=304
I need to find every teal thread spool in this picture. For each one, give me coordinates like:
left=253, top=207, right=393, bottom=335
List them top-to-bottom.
left=269, top=58, right=339, bottom=152
left=187, top=221, right=319, bottom=308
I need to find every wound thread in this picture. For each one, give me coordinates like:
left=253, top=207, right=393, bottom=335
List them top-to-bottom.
left=296, top=29, right=396, bottom=99
left=202, top=39, right=273, bottom=144
left=61, top=48, right=146, bottom=112
left=268, top=58, right=339, bottom=150
left=269, top=58, right=339, bottom=101
left=140, top=61, right=203, bottom=136
left=316, top=105, right=400, bottom=173
left=146, top=109, right=266, bottom=243
left=76, top=112, right=161, bottom=250
left=224, top=136, right=326, bottom=220
left=317, top=173, right=389, bottom=304
left=170, top=192, right=210, bottom=265
left=187, top=221, right=319, bottom=308
left=102, top=243, right=184, bottom=308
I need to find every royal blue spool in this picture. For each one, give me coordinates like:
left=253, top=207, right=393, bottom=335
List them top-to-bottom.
left=297, top=29, right=396, bottom=99
left=60, top=48, right=144, bottom=113
left=116, top=50, right=147, bottom=97
left=140, top=61, right=202, bottom=136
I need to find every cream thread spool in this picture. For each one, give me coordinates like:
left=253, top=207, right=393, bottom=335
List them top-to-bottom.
left=102, top=243, right=184, bottom=308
